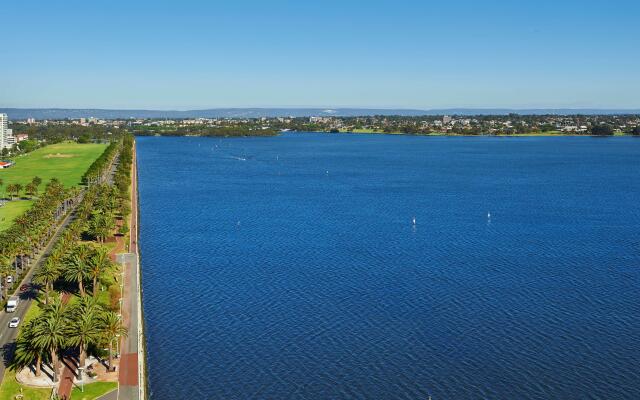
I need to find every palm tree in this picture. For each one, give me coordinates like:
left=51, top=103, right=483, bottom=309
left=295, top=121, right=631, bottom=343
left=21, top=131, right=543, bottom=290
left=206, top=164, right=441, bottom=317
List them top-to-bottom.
left=32, top=176, right=42, bottom=191
left=25, top=182, right=37, bottom=198
left=5, top=183, right=17, bottom=200
left=14, top=183, right=23, bottom=199
left=64, top=245, right=93, bottom=296
left=88, top=246, right=113, bottom=296
left=64, top=254, right=90, bottom=296
left=33, top=257, right=61, bottom=305
left=0, top=259, right=12, bottom=300
left=68, top=297, right=103, bottom=371
left=32, top=298, right=68, bottom=383
left=100, top=311, right=127, bottom=371
left=13, top=319, right=49, bottom=377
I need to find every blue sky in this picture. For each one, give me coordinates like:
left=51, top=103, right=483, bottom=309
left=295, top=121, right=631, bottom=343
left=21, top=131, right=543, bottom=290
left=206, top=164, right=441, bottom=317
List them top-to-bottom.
left=2, top=0, right=639, bottom=109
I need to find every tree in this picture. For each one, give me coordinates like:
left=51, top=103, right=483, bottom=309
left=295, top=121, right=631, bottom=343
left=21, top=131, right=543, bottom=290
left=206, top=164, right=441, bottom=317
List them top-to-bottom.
left=591, top=124, right=613, bottom=136
left=631, top=126, right=640, bottom=136
left=32, top=176, right=43, bottom=193
left=25, top=182, right=38, bottom=198
left=5, top=183, right=18, bottom=200
left=14, top=183, right=23, bottom=199
left=64, top=245, right=94, bottom=296
left=88, top=246, right=113, bottom=296
left=33, top=257, right=61, bottom=305
left=0, top=258, right=12, bottom=300
left=32, top=298, right=68, bottom=383
left=67, top=298, right=103, bottom=372
left=100, top=311, right=127, bottom=371
left=13, top=319, right=49, bottom=377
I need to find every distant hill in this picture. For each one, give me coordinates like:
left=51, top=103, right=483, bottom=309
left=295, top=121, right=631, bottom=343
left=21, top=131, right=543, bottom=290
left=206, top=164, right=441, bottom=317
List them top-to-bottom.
left=2, top=107, right=639, bottom=120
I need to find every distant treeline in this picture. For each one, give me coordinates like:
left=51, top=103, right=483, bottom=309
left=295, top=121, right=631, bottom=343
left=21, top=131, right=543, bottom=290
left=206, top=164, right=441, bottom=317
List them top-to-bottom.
left=11, top=124, right=126, bottom=143
left=132, top=126, right=278, bottom=137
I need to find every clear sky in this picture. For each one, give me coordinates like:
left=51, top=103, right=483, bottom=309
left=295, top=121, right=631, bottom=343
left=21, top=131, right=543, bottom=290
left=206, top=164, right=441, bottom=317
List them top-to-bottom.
left=2, top=0, right=639, bottom=110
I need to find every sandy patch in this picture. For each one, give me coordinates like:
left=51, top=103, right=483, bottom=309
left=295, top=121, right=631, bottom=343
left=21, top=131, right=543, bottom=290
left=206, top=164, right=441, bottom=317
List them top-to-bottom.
left=44, top=153, right=74, bottom=158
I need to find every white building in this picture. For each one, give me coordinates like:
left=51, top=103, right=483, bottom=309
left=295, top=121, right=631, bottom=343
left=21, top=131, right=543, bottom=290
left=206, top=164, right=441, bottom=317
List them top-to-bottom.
left=0, top=113, right=16, bottom=150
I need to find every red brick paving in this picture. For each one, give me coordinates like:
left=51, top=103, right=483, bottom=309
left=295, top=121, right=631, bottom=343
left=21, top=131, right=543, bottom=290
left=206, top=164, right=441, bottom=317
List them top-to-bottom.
left=118, top=142, right=140, bottom=393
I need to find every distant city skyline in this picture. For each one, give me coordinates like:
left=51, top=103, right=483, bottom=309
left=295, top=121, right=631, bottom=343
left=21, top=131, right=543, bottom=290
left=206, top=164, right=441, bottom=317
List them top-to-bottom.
left=2, top=0, right=639, bottom=109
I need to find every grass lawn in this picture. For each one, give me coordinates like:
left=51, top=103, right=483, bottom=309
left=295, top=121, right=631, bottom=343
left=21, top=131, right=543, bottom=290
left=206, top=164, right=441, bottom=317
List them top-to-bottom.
left=0, top=142, right=107, bottom=189
left=0, top=200, right=33, bottom=232
left=0, top=369, right=51, bottom=400
left=70, top=381, right=117, bottom=400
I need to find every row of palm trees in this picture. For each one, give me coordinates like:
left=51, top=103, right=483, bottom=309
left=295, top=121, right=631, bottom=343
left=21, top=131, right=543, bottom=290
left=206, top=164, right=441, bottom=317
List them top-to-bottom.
left=6, top=138, right=132, bottom=384
left=82, top=140, right=120, bottom=185
left=1, top=176, right=43, bottom=200
left=0, top=179, right=80, bottom=299
left=13, top=184, right=129, bottom=382
left=14, top=296, right=126, bottom=381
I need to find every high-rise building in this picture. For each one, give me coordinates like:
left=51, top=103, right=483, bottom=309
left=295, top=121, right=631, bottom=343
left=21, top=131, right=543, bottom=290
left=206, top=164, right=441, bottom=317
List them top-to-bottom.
left=0, top=113, right=16, bottom=150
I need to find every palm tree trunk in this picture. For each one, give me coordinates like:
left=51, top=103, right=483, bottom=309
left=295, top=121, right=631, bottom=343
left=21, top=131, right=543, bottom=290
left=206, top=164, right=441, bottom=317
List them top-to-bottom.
left=93, top=275, right=98, bottom=297
left=79, top=280, right=85, bottom=297
left=44, top=284, right=50, bottom=305
left=108, top=341, right=114, bottom=371
left=79, top=344, right=86, bottom=369
left=51, top=350, right=59, bottom=382
left=35, top=354, right=42, bottom=377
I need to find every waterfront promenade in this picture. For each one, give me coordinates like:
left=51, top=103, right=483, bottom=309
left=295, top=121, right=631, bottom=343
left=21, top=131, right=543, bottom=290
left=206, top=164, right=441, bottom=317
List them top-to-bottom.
left=116, top=142, right=145, bottom=400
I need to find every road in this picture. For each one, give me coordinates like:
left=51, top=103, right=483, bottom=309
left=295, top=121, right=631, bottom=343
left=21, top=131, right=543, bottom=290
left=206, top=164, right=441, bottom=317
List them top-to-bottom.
left=0, top=151, right=121, bottom=385
left=0, top=198, right=80, bottom=382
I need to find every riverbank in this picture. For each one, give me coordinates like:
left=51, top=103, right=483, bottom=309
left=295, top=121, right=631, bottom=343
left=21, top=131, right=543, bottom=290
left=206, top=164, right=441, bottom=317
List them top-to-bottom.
left=292, top=129, right=635, bottom=137
left=116, top=139, right=146, bottom=400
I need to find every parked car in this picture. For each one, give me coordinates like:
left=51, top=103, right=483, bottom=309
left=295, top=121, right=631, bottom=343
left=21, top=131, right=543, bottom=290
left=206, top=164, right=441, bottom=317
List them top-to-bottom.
left=6, top=276, right=13, bottom=284
left=20, top=284, right=30, bottom=292
left=8, top=317, right=20, bottom=328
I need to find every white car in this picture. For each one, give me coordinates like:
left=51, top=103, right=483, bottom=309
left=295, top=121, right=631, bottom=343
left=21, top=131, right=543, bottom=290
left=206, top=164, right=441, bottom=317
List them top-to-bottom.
left=6, top=276, right=12, bottom=284
left=8, top=317, right=20, bottom=328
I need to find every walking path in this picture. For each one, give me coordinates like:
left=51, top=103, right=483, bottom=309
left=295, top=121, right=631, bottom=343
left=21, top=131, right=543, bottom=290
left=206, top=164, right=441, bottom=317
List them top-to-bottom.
left=116, top=143, right=145, bottom=400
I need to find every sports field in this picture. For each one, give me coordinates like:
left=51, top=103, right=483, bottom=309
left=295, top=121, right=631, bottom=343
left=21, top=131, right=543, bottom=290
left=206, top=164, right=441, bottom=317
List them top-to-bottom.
left=0, top=142, right=107, bottom=188
left=0, top=142, right=107, bottom=231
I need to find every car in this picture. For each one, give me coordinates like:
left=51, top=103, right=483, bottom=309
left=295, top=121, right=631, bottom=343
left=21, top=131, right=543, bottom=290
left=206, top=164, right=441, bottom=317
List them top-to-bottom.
left=6, top=276, right=12, bottom=284
left=20, top=284, right=29, bottom=292
left=8, top=317, right=20, bottom=328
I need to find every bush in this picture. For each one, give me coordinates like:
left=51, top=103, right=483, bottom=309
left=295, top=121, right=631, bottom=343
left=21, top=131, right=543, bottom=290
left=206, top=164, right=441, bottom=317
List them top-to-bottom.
left=591, top=124, right=613, bottom=136
left=108, top=284, right=121, bottom=311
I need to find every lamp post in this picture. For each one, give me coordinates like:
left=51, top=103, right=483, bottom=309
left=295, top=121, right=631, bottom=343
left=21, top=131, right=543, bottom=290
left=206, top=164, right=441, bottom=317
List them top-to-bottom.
left=77, top=367, right=85, bottom=392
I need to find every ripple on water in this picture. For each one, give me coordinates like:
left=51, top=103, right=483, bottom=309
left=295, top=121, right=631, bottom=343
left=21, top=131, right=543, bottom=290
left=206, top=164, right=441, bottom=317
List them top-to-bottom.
left=138, top=134, right=640, bottom=400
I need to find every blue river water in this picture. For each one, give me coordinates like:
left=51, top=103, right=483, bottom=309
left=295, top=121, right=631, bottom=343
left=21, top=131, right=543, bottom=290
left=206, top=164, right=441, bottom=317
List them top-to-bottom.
left=137, top=133, right=640, bottom=399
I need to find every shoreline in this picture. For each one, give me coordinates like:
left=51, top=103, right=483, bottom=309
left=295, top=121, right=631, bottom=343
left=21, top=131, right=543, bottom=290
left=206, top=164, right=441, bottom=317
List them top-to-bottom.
left=286, top=130, right=635, bottom=137
left=116, top=139, right=146, bottom=400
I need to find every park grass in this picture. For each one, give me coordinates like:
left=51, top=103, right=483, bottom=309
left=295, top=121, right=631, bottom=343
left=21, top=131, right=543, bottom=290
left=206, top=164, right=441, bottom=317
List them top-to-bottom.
left=0, top=141, right=107, bottom=189
left=0, top=200, right=33, bottom=232
left=0, top=369, right=51, bottom=400
left=70, top=381, right=117, bottom=400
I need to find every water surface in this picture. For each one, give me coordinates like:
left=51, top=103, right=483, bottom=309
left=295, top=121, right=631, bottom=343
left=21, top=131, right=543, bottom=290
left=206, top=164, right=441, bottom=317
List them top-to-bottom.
left=137, top=133, right=640, bottom=399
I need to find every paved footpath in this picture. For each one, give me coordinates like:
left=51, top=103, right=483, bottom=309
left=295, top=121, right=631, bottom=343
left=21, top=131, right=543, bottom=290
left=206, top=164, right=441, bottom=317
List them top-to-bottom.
left=116, top=143, right=145, bottom=400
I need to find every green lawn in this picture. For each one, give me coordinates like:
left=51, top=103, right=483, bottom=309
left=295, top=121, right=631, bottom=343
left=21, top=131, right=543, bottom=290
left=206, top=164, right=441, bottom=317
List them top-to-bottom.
left=0, top=142, right=107, bottom=189
left=0, top=200, right=33, bottom=232
left=0, top=370, right=51, bottom=400
left=70, top=382, right=117, bottom=399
